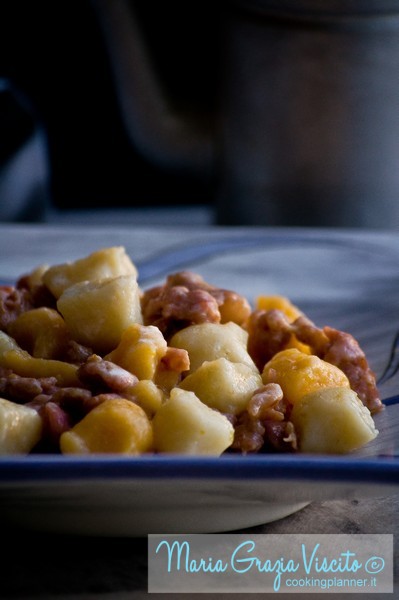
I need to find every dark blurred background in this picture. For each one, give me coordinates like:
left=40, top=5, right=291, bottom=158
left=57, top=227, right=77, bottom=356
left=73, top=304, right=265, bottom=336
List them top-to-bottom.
left=0, top=0, right=220, bottom=221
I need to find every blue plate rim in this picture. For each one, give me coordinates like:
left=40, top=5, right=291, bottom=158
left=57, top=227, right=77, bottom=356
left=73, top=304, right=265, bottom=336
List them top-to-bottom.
left=0, top=453, right=397, bottom=485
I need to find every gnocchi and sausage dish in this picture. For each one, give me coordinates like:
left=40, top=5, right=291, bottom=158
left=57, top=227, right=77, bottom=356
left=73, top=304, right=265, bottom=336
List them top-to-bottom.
left=0, top=246, right=382, bottom=456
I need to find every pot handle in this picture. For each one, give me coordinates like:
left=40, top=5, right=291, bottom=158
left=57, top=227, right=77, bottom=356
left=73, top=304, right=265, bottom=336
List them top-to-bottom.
left=92, top=0, right=214, bottom=177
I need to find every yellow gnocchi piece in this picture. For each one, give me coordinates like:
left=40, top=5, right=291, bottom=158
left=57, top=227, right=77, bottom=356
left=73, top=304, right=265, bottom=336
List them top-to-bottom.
left=43, top=246, right=137, bottom=298
left=20, top=264, right=49, bottom=290
left=57, top=275, right=143, bottom=354
left=256, top=295, right=303, bottom=321
left=8, top=307, right=70, bottom=360
left=170, top=322, right=257, bottom=373
left=105, top=323, right=167, bottom=380
left=0, top=331, right=79, bottom=386
left=262, top=348, right=350, bottom=406
left=179, top=357, right=262, bottom=415
left=130, top=379, right=164, bottom=417
left=291, top=387, right=378, bottom=454
left=152, top=388, right=234, bottom=455
left=0, top=397, right=42, bottom=455
left=60, top=398, right=153, bottom=454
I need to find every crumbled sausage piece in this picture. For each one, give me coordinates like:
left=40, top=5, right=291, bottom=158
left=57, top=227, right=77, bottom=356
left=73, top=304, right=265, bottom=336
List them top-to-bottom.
left=141, top=270, right=251, bottom=338
left=169, top=270, right=251, bottom=326
left=165, top=272, right=209, bottom=290
left=165, top=272, right=251, bottom=324
left=0, top=275, right=57, bottom=333
left=16, top=275, right=56, bottom=309
left=142, top=284, right=220, bottom=338
left=0, top=285, right=33, bottom=330
left=161, top=287, right=219, bottom=324
left=212, top=289, right=252, bottom=327
left=247, top=309, right=292, bottom=371
left=289, top=315, right=330, bottom=355
left=321, top=326, right=383, bottom=414
left=62, top=340, right=93, bottom=365
left=159, top=347, right=190, bottom=374
left=77, top=355, right=139, bottom=394
left=0, top=372, right=59, bottom=404
left=2, top=374, right=44, bottom=403
left=230, top=383, right=296, bottom=453
left=247, top=383, right=286, bottom=421
left=49, top=387, right=95, bottom=421
left=59, top=391, right=125, bottom=422
left=26, top=394, right=52, bottom=412
left=39, top=401, right=71, bottom=449
left=231, top=413, right=265, bottom=453
left=263, top=420, right=297, bottom=452
left=283, top=421, right=297, bottom=449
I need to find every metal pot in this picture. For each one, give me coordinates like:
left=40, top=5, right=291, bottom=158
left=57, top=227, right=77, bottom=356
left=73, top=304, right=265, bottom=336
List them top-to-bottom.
left=93, top=0, right=399, bottom=227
